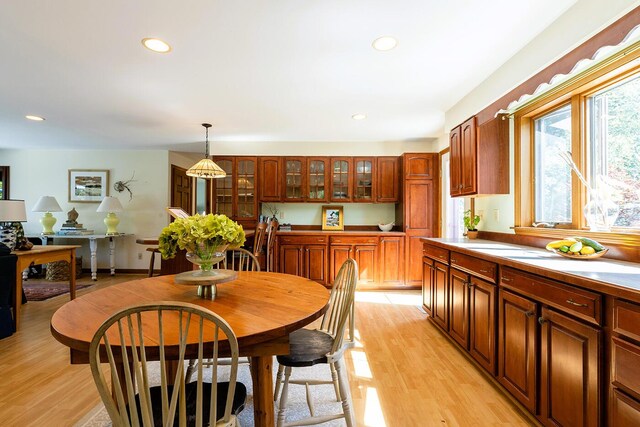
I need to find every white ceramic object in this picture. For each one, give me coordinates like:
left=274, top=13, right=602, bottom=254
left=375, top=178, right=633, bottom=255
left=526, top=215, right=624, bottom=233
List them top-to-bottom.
left=378, top=222, right=394, bottom=232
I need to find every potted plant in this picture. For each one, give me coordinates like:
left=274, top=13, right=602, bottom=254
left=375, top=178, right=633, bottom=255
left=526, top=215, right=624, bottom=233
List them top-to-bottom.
left=463, top=209, right=481, bottom=239
left=158, top=214, right=246, bottom=274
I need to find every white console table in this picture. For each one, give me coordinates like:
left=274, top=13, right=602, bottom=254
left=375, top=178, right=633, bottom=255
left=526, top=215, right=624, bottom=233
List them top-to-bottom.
left=35, top=234, right=131, bottom=280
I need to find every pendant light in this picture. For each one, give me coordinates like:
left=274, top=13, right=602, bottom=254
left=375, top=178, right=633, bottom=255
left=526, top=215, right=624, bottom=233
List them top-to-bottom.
left=186, top=123, right=226, bottom=179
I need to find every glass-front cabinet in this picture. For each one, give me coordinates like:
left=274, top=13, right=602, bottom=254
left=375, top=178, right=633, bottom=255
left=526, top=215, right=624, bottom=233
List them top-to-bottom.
left=284, top=157, right=305, bottom=202
left=307, top=157, right=329, bottom=202
left=330, top=157, right=352, bottom=202
left=354, top=157, right=374, bottom=202
left=214, top=158, right=233, bottom=218
left=236, top=159, right=256, bottom=219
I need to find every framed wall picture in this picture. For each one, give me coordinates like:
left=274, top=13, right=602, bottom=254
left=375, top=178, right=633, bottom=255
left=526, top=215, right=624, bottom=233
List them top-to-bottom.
left=68, top=169, right=109, bottom=202
left=322, top=205, right=344, bottom=231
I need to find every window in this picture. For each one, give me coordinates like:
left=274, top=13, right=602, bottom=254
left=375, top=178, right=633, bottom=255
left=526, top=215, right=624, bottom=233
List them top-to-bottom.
left=515, top=47, right=640, bottom=239
left=587, top=74, right=640, bottom=228
left=534, top=104, right=572, bottom=224
left=442, top=153, right=465, bottom=238
left=0, top=166, right=8, bottom=200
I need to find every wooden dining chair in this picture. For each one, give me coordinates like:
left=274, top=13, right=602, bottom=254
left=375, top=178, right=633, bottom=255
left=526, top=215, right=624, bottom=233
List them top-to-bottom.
left=265, top=219, right=279, bottom=272
left=252, top=222, right=268, bottom=258
left=222, top=247, right=260, bottom=272
left=274, top=258, right=358, bottom=427
left=89, top=301, right=247, bottom=427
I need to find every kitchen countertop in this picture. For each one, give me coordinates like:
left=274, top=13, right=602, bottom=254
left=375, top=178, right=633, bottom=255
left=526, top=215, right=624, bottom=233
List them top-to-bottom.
left=277, top=230, right=406, bottom=236
left=422, top=237, right=640, bottom=301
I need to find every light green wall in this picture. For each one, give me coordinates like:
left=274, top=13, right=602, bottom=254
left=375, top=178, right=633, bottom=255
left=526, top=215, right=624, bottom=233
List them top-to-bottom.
left=443, top=0, right=640, bottom=233
left=1, top=149, right=170, bottom=270
left=261, top=203, right=396, bottom=226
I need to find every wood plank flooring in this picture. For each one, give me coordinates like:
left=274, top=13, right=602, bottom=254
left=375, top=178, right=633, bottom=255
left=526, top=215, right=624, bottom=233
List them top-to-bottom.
left=0, top=274, right=532, bottom=426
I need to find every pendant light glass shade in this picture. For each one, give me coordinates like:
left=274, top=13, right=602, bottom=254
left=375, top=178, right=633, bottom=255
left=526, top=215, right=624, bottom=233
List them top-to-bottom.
left=187, top=123, right=226, bottom=179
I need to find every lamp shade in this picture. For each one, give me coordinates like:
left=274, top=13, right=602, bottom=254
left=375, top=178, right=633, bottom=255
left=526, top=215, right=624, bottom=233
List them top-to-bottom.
left=186, top=158, right=227, bottom=179
left=32, top=196, right=63, bottom=213
left=96, top=196, right=124, bottom=213
left=0, top=199, right=27, bottom=222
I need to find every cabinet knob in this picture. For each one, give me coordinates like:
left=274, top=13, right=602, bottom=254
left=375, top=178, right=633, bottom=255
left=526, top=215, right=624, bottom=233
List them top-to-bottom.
left=451, top=258, right=457, bottom=263
left=479, top=269, right=488, bottom=273
left=501, top=277, right=511, bottom=282
left=525, top=311, right=535, bottom=318
left=538, top=317, right=547, bottom=325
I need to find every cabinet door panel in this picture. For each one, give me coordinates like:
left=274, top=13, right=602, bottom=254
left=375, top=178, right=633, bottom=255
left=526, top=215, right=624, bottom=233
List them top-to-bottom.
left=460, top=116, right=477, bottom=195
left=449, top=126, right=461, bottom=196
left=403, top=153, right=434, bottom=179
left=258, top=157, right=282, bottom=202
left=283, top=157, right=306, bottom=202
left=307, top=157, right=329, bottom=202
left=330, top=157, right=353, bottom=202
left=353, top=157, right=375, bottom=202
left=376, top=157, right=399, bottom=202
left=213, top=158, right=234, bottom=218
left=236, top=158, right=257, bottom=220
left=406, top=180, right=434, bottom=232
left=406, top=233, right=426, bottom=287
left=380, top=236, right=404, bottom=286
left=279, top=245, right=303, bottom=277
left=305, top=245, right=327, bottom=285
left=355, top=245, right=377, bottom=285
left=330, top=246, right=351, bottom=284
left=422, top=257, right=434, bottom=315
left=432, top=261, right=449, bottom=331
left=449, top=268, right=470, bottom=349
left=470, top=277, right=496, bottom=374
left=498, top=289, right=537, bottom=413
left=540, top=307, right=600, bottom=427
left=611, top=389, right=640, bottom=427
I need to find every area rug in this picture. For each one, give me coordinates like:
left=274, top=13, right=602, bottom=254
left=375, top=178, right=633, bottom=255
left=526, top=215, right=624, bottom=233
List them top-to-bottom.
left=22, top=280, right=92, bottom=301
left=76, top=360, right=346, bottom=426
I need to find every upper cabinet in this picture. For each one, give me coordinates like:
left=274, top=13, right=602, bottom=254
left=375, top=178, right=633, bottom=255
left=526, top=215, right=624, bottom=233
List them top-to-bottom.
left=450, top=115, right=509, bottom=197
left=404, top=153, right=435, bottom=180
left=212, top=156, right=258, bottom=222
left=258, top=157, right=282, bottom=202
left=283, top=157, right=306, bottom=202
left=307, top=157, right=329, bottom=202
left=330, top=157, right=353, bottom=202
left=353, top=157, right=375, bottom=202
left=376, top=157, right=399, bottom=203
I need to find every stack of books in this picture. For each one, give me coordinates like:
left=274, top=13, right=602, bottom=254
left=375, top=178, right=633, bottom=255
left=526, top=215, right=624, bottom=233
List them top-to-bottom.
left=57, top=225, right=94, bottom=235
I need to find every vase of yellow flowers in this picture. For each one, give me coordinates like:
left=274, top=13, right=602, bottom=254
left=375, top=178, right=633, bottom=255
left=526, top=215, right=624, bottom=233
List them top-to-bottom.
left=158, top=214, right=246, bottom=276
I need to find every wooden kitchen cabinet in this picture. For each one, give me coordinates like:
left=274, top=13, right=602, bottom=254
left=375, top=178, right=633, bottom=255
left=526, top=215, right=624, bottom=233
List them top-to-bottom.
left=449, top=114, right=509, bottom=197
left=403, top=153, right=435, bottom=179
left=212, top=156, right=258, bottom=223
left=258, top=156, right=282, bottom=202
left=283, top=157, right=306, bottom=202
left=307, top=157, right=329, bottom=202
left=330, top=157, right=353, bottom=202
left=353, top=157, right=375, bottom=202
left=376, top=157, right=400, bottom=202
left=404, top=179, right=436, bottom=287
left=278, top=235, right=328, bottom=285
left=329, top=235, right=378, bottom=285
left=379, top=235, right=404, bottom=287
left=422, top=257, right=434, bottom=315
left=432, top=261, right=449, bottom=331
left=449, top=268, right=470, bottom=349
left=469, top=276, right=497, bottom=375
left=498, top=289, right=538, bottom=413
left=539, top=307, right=600, bottom=427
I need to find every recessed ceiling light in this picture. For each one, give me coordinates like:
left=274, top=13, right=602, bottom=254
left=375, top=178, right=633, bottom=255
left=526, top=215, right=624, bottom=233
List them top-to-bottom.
left=372, top=36, right=398, bottom=51
left=142, top=38, right=171, bottom=53
left=352, top=113, right=367, bottom=120
left=25, top=115, right=45, bottom=121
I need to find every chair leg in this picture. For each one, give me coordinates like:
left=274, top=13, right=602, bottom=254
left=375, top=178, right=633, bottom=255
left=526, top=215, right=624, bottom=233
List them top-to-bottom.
left=147, top=250, right=156, bottom=278
left=185, top=359, right=196, bottom=383
left=334, top=359, right=355, bottom=427
left=330, top=363, right=341, bottom=402
left=274, top=364, right=284, bottom=401
left=276, top=366, right=292, bottom=427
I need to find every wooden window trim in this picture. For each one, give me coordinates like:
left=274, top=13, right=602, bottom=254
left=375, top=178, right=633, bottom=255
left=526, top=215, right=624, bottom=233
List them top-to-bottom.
left=514, top=47, right=640, bottom=242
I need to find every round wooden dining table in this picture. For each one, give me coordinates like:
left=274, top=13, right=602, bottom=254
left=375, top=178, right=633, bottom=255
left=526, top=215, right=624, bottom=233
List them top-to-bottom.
left=50, top=271, right=330, bottom=427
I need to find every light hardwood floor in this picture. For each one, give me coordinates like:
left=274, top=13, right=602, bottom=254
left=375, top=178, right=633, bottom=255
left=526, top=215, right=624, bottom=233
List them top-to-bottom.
left=0, top=274, right=532, bottom=426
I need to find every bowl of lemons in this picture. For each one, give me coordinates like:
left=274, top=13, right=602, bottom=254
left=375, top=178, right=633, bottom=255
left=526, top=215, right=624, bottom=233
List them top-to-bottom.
left=545, top=237, right=608, bottom=259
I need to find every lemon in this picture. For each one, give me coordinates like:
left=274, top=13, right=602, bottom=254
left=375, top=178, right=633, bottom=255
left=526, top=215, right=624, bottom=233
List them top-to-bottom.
left=580, top=246, right=596, bottom=255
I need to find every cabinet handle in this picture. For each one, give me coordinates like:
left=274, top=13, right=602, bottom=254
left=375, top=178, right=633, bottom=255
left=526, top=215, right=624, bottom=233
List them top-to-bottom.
left=438, top=254, right=446, bottom=259
left=451, top=258, right=457, bottom=263
left=479, top=269, right=488, bottom=273
left=501, top=277, right=511, bottom=282
left=465, top=281, right=473, bottom=288
left=566, top=299, right=588, bottom=308
left=525, top=311, right=535, bottom=318
left=538, top=317, right=547, bottom=325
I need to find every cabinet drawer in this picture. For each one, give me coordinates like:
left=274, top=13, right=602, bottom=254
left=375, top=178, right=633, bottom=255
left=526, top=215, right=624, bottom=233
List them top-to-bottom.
left=279, top=235, right=328, bottom=245
left=329, top=236, right=377, bottom=245
left=423, top=244, right=449, bottom=264
left=450, top=252, right=497, bottom=283
left=500, top=267, right=601, bottom=325
left=613, top=299, right=640, bottom=342
left=612, top=336, right=640, bottom=400
left=611, top=388, right=640, bottom=426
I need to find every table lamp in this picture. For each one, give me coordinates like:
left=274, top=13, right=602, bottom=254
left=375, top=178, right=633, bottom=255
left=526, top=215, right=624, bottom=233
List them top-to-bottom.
left=32, top=196, right=63, bottom=235
left=96, top=196, right=123, bottom=235
left=0, top=199, right=27, bottom=250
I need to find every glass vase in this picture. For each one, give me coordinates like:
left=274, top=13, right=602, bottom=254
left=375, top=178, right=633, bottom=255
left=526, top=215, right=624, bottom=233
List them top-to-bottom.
left=583, top=195, right=619, bottom=232
left=186, top=243, right=228, bottom=276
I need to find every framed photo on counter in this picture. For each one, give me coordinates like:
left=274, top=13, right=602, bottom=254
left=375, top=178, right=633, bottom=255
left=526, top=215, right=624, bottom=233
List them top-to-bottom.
left=322, top=205, right=344, bottom=231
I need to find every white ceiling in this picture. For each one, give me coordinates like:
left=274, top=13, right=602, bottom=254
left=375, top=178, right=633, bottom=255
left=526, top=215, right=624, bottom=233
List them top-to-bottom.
left=0, top=0, right=576, bottom=152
